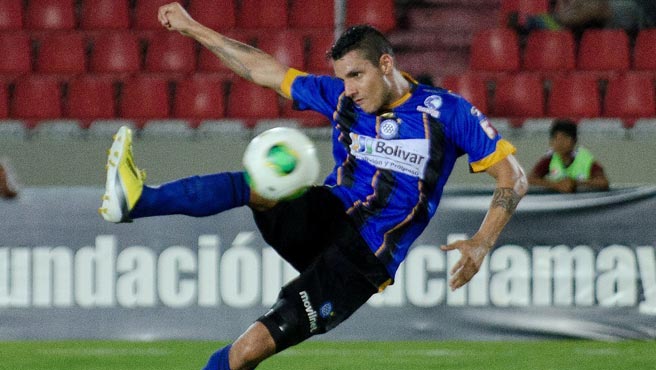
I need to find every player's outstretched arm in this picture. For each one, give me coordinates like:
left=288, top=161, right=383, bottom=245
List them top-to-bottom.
left=158, top=2, right=288, bottom=95
left=441, top=154, right=527, bottom=290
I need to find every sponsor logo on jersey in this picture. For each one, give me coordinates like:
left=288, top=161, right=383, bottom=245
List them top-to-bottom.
left=416, top=95, right=443, bottom=118
left=349, top=133, right=429, bottom=179
left=319, top=302, right=334, bottom=318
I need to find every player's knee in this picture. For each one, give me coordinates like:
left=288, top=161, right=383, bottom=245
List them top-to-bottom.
left=257, top=298, right=310, bottom=352
left=230, top=323, right=276, bottom=370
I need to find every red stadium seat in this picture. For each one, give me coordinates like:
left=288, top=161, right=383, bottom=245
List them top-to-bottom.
left=0, top=0, right=23, bottom=30
left=25, top=0, right=76, bottom=31
left=80, top=0, right=130, bottom=31
left=134, top=0, right=171, bottom=31
left=188, top=0, right=235, bottom=31
left=237, top=0, right=288, bottom=29
left=289, top=0, right=334, bottom=30
left=346, top=0, right=396, bottom=33
left=500, top=0, right=549, bottom=26
left=470, top=28, right=520, bottom=73
left=578, top=29, right=630, bottom=75
left=634, top=29, right=656, bottom=72
left=523, top=30, right=575, bottom=74
left=257, top=31, right=305, bottom=70
left=89, top=32, right=141, bottom=75
left=306, top=32, right=334, bottom=74
left=0, top=33, right=32, bottom=79
left=35, top=33, right=87, bottom=76
left=145, top=33, right=197, bottom=75
left=493, top=73, right=544, bottom=121
left=604, top=73, right=656, bottom=125
left=441, top=74, right=488, bottom=114
left=547, top=74, right=600, bottom=119
left=174, top=75, right=227, bottom=125
left=12, top=76, right=63, bottom=123
left=67, top=76, right=116, bottom=124
left=120, top=76, right=171, bottom=125
left=227, top=80, right=280, bottom=123
left=0, top=83, right=8, bottom=118
left=281, top=101, right=328, bottom=127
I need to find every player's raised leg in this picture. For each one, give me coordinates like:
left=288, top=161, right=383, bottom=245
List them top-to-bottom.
left=98, top=126, right=252, bottom=223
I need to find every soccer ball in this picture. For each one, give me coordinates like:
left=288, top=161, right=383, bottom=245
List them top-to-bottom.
left=243, top=127, right=320, bottom=201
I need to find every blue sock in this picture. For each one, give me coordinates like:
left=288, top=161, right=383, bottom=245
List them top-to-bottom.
left=130, top=172, right=250, bottom=219
left=203, top=344, right=232, bottom=370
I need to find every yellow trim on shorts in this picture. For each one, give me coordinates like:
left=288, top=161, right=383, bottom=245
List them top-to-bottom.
left=280, top=68, right=308, bottom=99
left=470, top=139, right=516, bottom=173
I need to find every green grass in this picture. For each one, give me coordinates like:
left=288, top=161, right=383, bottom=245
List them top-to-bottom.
left=0, top=340, right=654, bottom=370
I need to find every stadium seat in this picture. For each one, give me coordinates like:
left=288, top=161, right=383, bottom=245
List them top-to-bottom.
left=0, top=0, right=23, bottom=30
left=25, top=0, right=76, bottom=31
left=80, top=0, right=130, bottom=31
left=134, top=0, right=171, bottom=31
left=188, top=0, right=235, bottom=31
left=237, top=0, right=288, bottom=29
left=289, top=0, right=334, bottom=30
left=346, top=0, right=396, bottom=33
left=500, top=0, right=549, bottom=26
left=470, top=28, right=520, bottom=73
left=578, top=29, right=630, bottom=75
left=634, top=29, right=656, bottom=73
left=523, top=30, right=575, bottom=74
left=257, top=31, right=305, bottom=70
left=89, top=32, right=141, bottom=75
left=145, top=32, right=197, bottom=75
left=306, top=32, right=335, bottom=74
left=0, top=33, right=32, bottom=80
left=35, top=33, right=87, bottom=76
left=493, top=73, right=545, bottom=121
left=604, top=73, right=656, bottom=126
left=441, top=74, right=489, bottom=114
left=547, top=74, right=600, bottom=119
left=173, top=75, right=227, bottom=125
left=12, top=76, right=63, bottom=124
left=66, top=76, right=116, bottom=124
left=119, top=76, right=171, bottom=125
left=227, top=80, right=280, bottom=124
left=0, top=83, right=7, bottom=118
left=281, top=101, right=329, bottom=128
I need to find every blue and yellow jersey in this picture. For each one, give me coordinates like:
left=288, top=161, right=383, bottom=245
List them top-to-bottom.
left=281, top=68, right=516, bottom=278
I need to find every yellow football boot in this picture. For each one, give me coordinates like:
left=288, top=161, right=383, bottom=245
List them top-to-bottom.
left=98, top=126, right=145, bottom=223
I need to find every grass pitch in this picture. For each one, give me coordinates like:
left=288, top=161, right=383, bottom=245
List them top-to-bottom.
left=1, top=340, right=654, bottom=370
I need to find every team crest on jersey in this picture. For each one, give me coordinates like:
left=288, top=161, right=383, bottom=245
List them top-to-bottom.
left=416, top=95, right=442, bottom=118
left=379, top=119, right=399, bottom=139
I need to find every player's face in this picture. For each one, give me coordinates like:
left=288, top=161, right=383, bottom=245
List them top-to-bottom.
left=333, top=50, right=390, bottom=114
left=550, top=131, right=576, bottom=156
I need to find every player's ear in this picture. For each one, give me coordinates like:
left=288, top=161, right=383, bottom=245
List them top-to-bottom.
left=379, top=54, right=394, bottom=75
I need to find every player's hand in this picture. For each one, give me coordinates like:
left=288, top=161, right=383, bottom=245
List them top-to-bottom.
left=158, top=2, right=197, bottom=35
left=441, top=237, right=490, bottom=291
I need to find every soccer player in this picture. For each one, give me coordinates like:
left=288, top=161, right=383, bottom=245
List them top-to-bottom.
left=99, top=3, right=528, bottom=369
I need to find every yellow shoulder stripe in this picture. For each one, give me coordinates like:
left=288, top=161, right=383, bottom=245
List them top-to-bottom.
left=280, top=68, right=308, bottom=99
left=470, top=139, right=516, bottom=173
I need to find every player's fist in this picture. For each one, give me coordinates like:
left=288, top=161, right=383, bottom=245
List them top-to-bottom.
left=158, top=2, right=196, bottom=35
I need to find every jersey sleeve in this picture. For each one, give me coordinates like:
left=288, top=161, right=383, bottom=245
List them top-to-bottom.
left=280, top=68, right=344, bottom=118
left=447, top=96, right=516, bottom=173
left=530, top=156, right=552, bottom=178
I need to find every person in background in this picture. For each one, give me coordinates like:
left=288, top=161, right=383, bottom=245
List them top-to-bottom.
left=528, top=119, right=609, bottom=193
left=0, top=159, right=18, bottom=199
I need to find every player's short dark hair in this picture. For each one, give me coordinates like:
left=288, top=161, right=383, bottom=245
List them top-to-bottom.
left=329, top=25, right=394, bottom=66
left=550, top=119, right=578, bottom=142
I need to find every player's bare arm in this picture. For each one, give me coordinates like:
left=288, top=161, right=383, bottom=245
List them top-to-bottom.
left=157, top=2, right=288, bottom=94
left=441, top=154, right=527, bottom=290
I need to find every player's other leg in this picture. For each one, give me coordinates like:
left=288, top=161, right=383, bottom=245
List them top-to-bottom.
left=99, top=126, right=254, bottom=223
